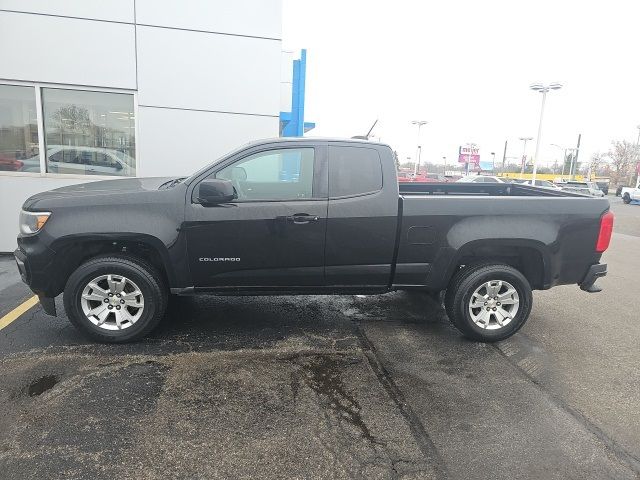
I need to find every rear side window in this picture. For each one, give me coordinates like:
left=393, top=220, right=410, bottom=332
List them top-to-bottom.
left=329, top=146, right=382, bottom=197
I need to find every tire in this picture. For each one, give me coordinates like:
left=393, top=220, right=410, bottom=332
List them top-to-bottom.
left=623, top=193, right=631, bottom=204
left=63, top=255, right=168, bottom=343
left=444, top=263, right=532, bottom=342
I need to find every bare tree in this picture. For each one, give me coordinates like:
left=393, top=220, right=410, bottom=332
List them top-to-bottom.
left=607, top=140, right=638, bottom=185
left=585, top=151, right=605, bottom=178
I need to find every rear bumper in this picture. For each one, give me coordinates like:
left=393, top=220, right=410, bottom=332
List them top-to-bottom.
left=579, top=263, right=607, bottom=293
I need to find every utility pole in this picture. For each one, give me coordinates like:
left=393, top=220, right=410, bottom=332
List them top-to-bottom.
left=571, top=133, right=581, bottom=180
left=519, top=137, right=533, bottom=179
left=502, top=140, right=508, bottom=174
left=560, top=149, right=567, bottom=179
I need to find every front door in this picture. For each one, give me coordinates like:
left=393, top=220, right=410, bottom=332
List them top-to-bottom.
left=185, top=145, right=328, bottom=288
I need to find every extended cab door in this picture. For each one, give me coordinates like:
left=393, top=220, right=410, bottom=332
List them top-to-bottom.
left=184, top=144, right=328, bottom=288
left=324, top=144, right=399, bottom=287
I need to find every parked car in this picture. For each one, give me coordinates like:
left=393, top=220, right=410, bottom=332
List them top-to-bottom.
left=16, top=138, right=611, bottom=344
left=20, top=145, right=134, bottom=176
left=0, top=154, right=24, bottom=172
left=455, top=175, right=506, bottom=183
left=620, top=178, right=640, bottom=204
left=521, top=179, right=562, bottom=190
left=560, top=181, right=605, bottom=197
left=595, top=181, right=610, bottom=196
left=616, top=184, right=628, bottom=197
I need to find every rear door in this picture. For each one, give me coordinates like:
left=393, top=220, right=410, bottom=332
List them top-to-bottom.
left=185, top=144, right=329, bottom=288
left=324, top=144, right=399, bottom=287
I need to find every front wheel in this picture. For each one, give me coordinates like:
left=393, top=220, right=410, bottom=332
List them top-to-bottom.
left=623, top=193, right=631, bottom=204
left=63, top=255, right=167, bottom=343
left=444, top=263, right=533, bottom=342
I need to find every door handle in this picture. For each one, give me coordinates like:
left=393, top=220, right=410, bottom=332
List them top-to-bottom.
left=286, top=214, right=319, bottom=224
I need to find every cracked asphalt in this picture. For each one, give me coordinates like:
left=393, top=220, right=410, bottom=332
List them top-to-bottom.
left=1, top=197, right=639, bottom=479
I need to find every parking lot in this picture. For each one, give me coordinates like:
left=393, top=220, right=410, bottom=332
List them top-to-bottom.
left=1, top=197, right=639, bottom=480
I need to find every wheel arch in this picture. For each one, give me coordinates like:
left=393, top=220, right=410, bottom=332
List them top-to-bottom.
left=49, top=233, right=176, bottom=297
left=443, top=238, right=550, bottom=290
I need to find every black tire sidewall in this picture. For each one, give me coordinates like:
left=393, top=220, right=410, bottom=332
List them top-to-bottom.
left=623, top=193, right=631, bottom=204
left=64, top=258, right=164, bottom=342
left=452, top=266, right=532, bottom=341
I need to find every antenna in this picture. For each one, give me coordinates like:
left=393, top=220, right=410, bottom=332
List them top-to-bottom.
left=352, top=119, right=379, bottom=140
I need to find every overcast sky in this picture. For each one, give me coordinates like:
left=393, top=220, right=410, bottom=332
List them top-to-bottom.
left=282, top=0, right=640, bottom=169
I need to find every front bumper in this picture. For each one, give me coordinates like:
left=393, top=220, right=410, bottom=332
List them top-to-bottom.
left=14, top=247, right=57, bottom=316
left=579, top=263, right=607, bottom=293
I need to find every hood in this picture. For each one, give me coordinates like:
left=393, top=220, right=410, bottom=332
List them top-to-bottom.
left=23, top=177, right=178, bottom=210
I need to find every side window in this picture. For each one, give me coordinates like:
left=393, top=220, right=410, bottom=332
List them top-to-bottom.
left=329, top=146, right=382, bottom=197
left=50, top=148, right=77, bottom=164
left=215, top=148, right=315, bottom=201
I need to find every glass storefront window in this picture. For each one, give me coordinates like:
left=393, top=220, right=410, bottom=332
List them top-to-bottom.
left=0, top=85, right=40, bottom=173
left=42, top=88, right=136, bottom=176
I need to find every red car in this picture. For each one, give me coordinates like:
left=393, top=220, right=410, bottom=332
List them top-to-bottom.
left=0, top=154, right=24, bottom=172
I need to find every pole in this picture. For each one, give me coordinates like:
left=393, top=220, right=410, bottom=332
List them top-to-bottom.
left=531, top=91, right=547, bottom=183
left=412, top=122, right=426, bottom=175
left=634, top=127, right=640, bottom=185
left=571, top=133, right=581, bottom=180
left=519, top=138, right=529, bottom=179
left=502, top=140, right=507, bottom=174
left=416, top=146, right=422, bottom=176
left=560, top=148, right=567, bottom=179
left=491, top=152, right=496, bottom=172
left=442, top=156, right=447, bottom=176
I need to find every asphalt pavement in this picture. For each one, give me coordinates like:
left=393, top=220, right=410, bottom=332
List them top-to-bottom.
left=0, top=196, right=639, bottom=479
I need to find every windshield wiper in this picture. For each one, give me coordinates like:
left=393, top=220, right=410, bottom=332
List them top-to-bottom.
left=159, top=177, right=187, bottom=189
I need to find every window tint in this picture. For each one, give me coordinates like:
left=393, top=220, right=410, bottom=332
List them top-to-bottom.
left=329, top=146, right=382, bottom=197
left=215, top=148, right=315, bottom=201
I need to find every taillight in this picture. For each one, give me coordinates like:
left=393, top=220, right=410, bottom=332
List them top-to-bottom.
left=595, top=211, right=614, bottom=253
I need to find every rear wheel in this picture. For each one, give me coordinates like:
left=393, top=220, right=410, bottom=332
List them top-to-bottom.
left=623, top=193, right=631, bottom=204
left=63, top=255, right=167, bottom=343
left=444, top=263, right=532, bottom=342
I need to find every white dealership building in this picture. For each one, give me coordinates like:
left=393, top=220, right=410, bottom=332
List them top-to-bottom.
left=0, top=0, right=290, bottom=252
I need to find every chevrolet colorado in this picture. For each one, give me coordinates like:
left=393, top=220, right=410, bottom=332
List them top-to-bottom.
left=14, top=138, right=613, bottom=343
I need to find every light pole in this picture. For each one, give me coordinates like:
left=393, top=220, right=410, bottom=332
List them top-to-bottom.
left=529, top=82, right=562, bottom=183
left=411, top=120, right=428, bottom=175
left=519, top=137, right=533, bottom=179
left=491, top=152, right=496, bottom=172
left=442, top=156, right=447, bottom=176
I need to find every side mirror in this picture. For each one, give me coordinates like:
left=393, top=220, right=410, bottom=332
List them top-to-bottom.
left=196, top=178, right=236, bottom=205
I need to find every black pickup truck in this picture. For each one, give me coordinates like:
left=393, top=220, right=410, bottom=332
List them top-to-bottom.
left=14, top=138, right=613, bottom=343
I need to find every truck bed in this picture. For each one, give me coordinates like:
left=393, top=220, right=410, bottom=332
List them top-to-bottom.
left=394, top=181, right=610, bottom=291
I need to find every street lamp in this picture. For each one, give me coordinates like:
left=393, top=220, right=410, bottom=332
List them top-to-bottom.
left=529, top=82, right=562, bottom=182
left=411, top=120, right=428, bottom=175
left=518, top=137, right=533, bottom=179
left=490, top=152, right=496, bottom=172
left=442, top=156, right=447, bottom=176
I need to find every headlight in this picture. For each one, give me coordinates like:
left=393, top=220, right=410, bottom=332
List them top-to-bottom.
left=19, top=210, right=51, bottom=234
